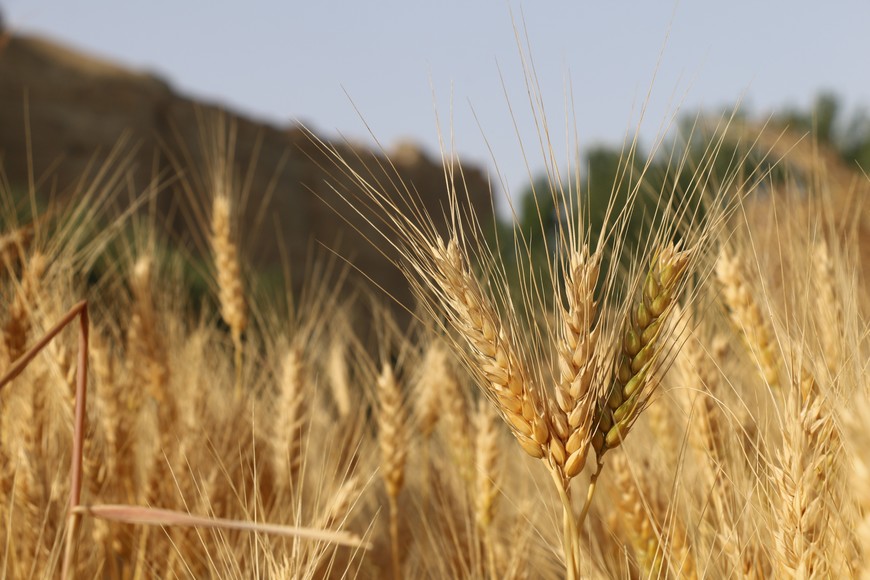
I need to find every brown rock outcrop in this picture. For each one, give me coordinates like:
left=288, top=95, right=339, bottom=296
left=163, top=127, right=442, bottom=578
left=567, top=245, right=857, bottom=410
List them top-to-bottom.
left=0, top=33, right=494, bottom=321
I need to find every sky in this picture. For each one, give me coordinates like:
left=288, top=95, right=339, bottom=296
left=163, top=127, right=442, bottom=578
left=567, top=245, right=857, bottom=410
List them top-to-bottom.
left=4, top=1, right=870, bottom=214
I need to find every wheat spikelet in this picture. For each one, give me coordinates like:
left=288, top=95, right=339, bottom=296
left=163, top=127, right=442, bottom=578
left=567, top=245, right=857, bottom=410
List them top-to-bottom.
left=211, top=193, right=247, bottom=398
left=431, top=236, right=549, bottom=460
left=593, top=242, right=692, bottom=458
left=553, top=246, right=602, bottom=478
left=715, top=249, right=780, bottom=388
left=272, top=344, right=308, bottom=485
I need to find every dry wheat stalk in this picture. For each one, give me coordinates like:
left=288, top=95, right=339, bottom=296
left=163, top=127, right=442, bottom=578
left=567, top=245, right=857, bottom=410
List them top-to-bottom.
left=211, top=193, right=247, bottom=399
left=592, top=242, right=692, bottom=459
left=553, top=246, right=602, bottom=479
left=715, top=249, right=780, bottom=389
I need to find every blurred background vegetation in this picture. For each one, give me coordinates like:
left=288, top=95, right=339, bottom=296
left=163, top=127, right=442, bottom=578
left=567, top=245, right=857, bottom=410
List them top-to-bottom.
left=501, top=92, right=870, bottom=307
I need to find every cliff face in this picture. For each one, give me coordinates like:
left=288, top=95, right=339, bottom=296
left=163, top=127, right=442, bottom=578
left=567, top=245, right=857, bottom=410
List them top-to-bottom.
left=0, top=33, right=494, bottom=316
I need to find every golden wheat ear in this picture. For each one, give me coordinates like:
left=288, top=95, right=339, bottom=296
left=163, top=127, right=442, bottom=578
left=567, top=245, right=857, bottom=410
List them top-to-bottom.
left=210, top=192, right=248, bottom=400
left=376, top=361, right=408, bottom=580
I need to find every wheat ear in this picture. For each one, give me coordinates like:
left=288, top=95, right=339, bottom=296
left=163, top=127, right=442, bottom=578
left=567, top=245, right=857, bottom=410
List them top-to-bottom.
left=211, top=193, right=247, bottom=399
left=432, top=236, right=549, bottom=459
left=593, top=242, right=692, bottom=459
left=552, top=246, right=602, bottom=479
left=715, top=249, right=780, bottom=388
left=3, top=251, right=46, bottom=363
left=128, top=257, right=171, bottom=419
left=272, top=345, right=308, bottom=485
left=377, top=362, right=407, bottom=580
left=773, top=369, right=841, bottom=578
left=474, top=398, right=501, bottom=579
left=611, top=453, right=663, bottom=577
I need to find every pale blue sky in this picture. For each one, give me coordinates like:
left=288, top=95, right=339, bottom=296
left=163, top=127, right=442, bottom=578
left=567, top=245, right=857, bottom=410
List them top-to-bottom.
left=4, top=1, right=869, bottom=211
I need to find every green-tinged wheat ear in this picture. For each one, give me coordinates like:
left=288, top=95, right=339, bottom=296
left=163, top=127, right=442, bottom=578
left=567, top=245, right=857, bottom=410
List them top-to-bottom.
left=211, top=193, right=247, bottom=399
left=432, top=236, right=550, bottom=460
left=592, top=242, right=691, bottom=459
left=553, top=246, right=602, bottom=479
left=715, top=249, right=781, bottom=388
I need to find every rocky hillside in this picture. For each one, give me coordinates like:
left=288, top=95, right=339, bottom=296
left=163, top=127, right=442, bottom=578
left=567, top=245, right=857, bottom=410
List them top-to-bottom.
left=0, top=33, right=494, bottom=319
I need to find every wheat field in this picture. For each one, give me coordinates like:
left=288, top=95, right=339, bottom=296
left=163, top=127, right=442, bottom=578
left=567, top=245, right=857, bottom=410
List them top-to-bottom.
left=1, top=78, right=869, bottom=580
